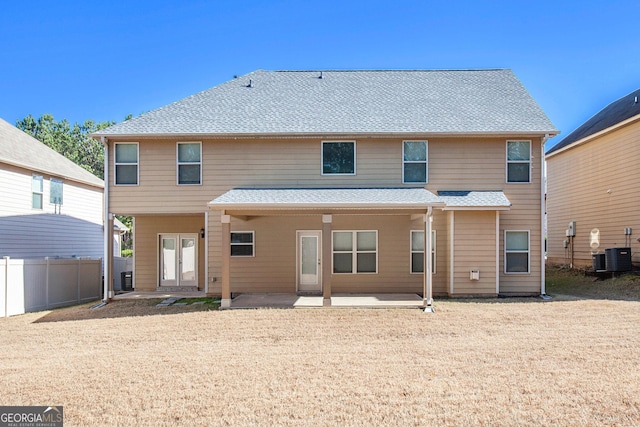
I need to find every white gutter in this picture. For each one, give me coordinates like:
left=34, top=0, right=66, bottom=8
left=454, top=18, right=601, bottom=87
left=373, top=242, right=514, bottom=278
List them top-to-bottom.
left=101, top=136, right=110, bottom=302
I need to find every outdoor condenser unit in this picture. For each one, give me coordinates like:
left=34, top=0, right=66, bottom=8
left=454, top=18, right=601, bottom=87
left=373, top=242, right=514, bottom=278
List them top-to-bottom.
left=605, top=247, right=632, bottom=272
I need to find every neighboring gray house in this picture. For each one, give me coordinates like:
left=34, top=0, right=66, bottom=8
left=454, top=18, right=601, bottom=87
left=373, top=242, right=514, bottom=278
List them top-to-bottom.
left=0, top=118, right=104, bottom=259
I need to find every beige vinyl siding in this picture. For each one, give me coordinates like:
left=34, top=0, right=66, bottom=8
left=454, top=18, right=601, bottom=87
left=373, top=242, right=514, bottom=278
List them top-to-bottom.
left=547, top=120, right=640, bottom=266
left=108, top=135, right=544, bottom=296
left=450, top=211, right=497, bottom=296
left=133, top=215, right=205, bottom=291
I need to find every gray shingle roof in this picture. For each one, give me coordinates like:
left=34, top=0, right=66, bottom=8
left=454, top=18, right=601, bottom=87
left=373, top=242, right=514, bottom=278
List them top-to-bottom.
left=95, top=69, right=557, bottom=137
left=546, top=87, right=640, bottom=155
left=0, top=118, right=104, bottom=188
left=209, top=188, right=443, bottom=210
left=209, top=188, right=512, bottom=210
left=437, top=191, right=511, bottom=209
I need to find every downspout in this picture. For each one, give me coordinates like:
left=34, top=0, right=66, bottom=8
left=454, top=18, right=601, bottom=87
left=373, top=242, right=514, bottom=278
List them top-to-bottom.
left=541, top=134, right=550, bottom=297
left=101, top=136, right=110, bottom=302
left=424, top=206, right=434, bottom=312
left=204, top=210, right=209, bottom=294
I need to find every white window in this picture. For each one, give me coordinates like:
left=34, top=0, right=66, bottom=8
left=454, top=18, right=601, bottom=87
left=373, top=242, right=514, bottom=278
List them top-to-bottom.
left=507, top=140, right=531, bottom=183
left=322, top=141, right=356, bottom=175
left=403, top=141, right=428, bottom=183
left=177, top=142, right=202, bottom=185
left=115, top=143, right=139, bottom=185
left=31, top=175, right=43, bottom=209
left=50, top=178, right=63, bottom=205
left=410, top=230, right=436, bottom=274
left=332, top=231, right=377, bottom=274
left=505, top=231, right=530, bottom=273
left=231, top=232, right=254, bottom=257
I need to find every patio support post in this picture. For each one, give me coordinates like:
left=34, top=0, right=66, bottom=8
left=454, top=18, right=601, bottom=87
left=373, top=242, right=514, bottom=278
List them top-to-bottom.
left=424, top=207, right=434, bottom=309
left=221, top=213, right=231, bottom=308
left=322, top=214, right=332, bottom=306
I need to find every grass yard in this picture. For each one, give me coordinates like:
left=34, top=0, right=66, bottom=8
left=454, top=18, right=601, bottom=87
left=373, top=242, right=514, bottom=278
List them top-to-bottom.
left=1, top=267, right=639, bottom=426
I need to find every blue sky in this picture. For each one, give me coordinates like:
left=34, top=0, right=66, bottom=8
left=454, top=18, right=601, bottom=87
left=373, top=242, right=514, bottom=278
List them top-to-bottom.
left=1, top=0, right=638, bottom=150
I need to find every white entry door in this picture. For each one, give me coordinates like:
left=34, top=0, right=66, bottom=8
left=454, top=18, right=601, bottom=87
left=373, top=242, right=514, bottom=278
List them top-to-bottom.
left=298, top=231, right=321, bottom=292
left=160, top=234, right=198, bottom=287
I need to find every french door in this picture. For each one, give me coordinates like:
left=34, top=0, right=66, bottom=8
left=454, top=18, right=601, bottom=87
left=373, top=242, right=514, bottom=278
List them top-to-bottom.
left=160, top=234, right=198, bottom=287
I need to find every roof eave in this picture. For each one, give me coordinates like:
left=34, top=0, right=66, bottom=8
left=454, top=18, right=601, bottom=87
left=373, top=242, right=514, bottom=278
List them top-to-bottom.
left=546, top=113, right=640, bottom=159
left=93, top=130, right=560, bottom=140
left=0, top=158, right=104, bottom=189
left=208, top=202, right=446, bottom=211
left=441, top=206, right=511, bottom=211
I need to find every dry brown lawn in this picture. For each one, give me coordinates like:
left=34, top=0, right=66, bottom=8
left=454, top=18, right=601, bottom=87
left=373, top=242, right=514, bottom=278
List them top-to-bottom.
left=1, top=271, right=640, bottom=426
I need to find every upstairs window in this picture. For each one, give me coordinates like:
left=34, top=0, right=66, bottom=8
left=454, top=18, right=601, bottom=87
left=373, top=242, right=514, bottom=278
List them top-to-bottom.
left=507, top=140, right=531, bottom=183
left=322, top=141, right=355, bottom=175
left=403, top=141, right=428, bottom=183
left=177, top=142, right=202, bottom=185
left=115, top=143, right=139, bottom=185
left=32, top=175, right=43, bottom=209
left=50, top=178, right=63, bottom=205
left=505, top=230, right=530, bottom=273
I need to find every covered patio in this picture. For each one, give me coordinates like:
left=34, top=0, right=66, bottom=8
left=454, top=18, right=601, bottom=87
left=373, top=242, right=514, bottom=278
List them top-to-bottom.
left=208, top=188, right=443, bottom=309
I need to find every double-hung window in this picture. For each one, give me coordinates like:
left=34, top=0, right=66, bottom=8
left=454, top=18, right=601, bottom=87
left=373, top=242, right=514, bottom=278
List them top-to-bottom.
left=506, top=140, right=531, bottom=183
left=322, top=141, right=355, bottom=175
left=403, top=141, right=428, bottom=183
left=177, top=142, right=202, bottom=185
left=115, top=143, right=139, bottom=185
left=32, top=175, right=43, bottom=209
left=50, top=178, right=63, bottom=205
left=410, top=230, right=436, bottom=274
left=332, top=231, right=377, bottom=274
left=505, top=231, right=530, bottom=273
left=231, top=232, right=254, bottom=257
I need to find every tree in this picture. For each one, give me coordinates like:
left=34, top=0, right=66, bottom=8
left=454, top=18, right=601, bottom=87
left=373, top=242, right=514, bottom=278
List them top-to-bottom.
left=16, top=114, right=117, bottom=179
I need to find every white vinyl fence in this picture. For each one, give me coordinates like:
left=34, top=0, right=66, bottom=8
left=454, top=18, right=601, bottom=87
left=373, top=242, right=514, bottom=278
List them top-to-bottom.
left=0, top=257, right=102, bottom=317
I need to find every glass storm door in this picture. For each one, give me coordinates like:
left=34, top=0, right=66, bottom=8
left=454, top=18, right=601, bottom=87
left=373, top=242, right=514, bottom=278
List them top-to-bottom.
left=298, top=231, right=321, bottom=292
left=160, top=234, right=197, bottom=287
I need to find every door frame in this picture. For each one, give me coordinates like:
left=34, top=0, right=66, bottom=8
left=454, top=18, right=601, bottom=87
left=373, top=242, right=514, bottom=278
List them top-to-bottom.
left=296, top=230, right=322, bottom=293
left=158, top=233, right=198, bottom=288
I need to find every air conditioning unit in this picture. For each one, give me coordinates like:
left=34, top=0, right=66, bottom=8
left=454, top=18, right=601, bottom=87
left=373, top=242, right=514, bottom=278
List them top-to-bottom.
left=605, top=247, right=632, bottom=272
left=592, top=254, right=606, bottom=272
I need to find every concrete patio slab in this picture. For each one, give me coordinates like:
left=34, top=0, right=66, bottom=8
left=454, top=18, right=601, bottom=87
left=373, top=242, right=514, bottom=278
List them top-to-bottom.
left=114, top=290, right=206, bottom=300
left=229, top=293, right=424, bottom=309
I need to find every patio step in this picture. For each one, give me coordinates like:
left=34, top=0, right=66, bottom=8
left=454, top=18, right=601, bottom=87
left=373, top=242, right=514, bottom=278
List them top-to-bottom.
left=157, top=286, right=198, bottom=292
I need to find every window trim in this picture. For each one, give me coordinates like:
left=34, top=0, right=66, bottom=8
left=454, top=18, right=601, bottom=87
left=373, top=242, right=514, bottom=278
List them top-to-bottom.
left=402, top=140, right=428, bottom=184
left=506, top=140, right=532, bottom=184
left=176, top=141, right=202, bottom=185
left=321, top=141, right=357, bottom=176
left=114, top=142, right=139, bottom=186
left=31, top=175, right=43, bottom=210
left=331, top=230, right=378, bottom=274
left=410, top=230, right=436, bottom=274
left=504, top=230, right=530, bottom=274
left=230, top=231, right=255, bottom=257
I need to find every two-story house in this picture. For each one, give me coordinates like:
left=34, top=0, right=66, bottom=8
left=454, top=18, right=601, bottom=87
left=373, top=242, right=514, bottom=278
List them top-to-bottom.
left=93, top=69, right=557, bottom=307
left=546, top=88, right=640, bottom=268
left=0, top=118, right=104, bottom=259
